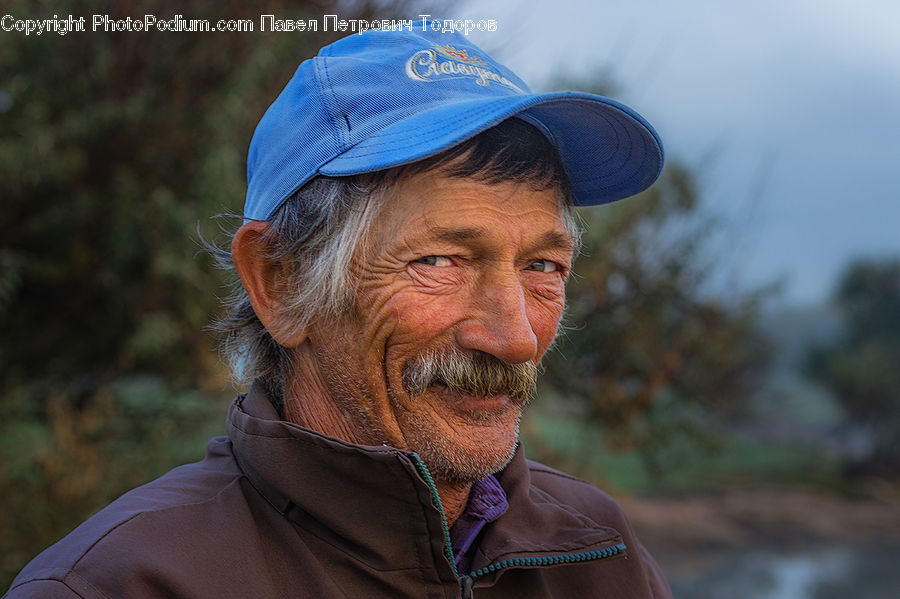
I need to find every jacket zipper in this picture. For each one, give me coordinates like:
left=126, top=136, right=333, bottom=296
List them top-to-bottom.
left=409, top=453, right=626, bottom=599
left=409, top=454, right=460, bottom=578
left=459, top=543, right=627, bottom=598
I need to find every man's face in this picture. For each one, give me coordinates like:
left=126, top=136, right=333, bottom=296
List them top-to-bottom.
left=305, top=167, right=574, bottom=483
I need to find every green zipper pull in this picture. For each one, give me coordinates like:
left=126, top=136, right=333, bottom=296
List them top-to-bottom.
left=460, top=575, right=474, bottom=599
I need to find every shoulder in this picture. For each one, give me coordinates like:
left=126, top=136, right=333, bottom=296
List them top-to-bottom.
left=6, top=437, right=245, bottom=598
left=524, top=459, right=674, bottom=599
left=525, top=459, right=631, bottom=525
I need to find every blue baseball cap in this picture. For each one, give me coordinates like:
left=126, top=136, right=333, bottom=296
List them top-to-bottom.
left=244, top=27, right=664, bottom=221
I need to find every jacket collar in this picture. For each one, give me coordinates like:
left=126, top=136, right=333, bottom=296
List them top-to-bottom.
left=227, top=383, right=621, bottom=579
left=227, top=383, right=453, bottom=578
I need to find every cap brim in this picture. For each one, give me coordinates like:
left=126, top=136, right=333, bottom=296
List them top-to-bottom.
left=319, top=91, right=663, bottom=206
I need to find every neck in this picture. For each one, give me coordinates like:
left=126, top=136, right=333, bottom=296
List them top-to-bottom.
left=282, top=346, right=370, bottom=445
left=436, top=480, right=472, bottom=528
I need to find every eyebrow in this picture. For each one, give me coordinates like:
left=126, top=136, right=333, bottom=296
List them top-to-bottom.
left=429, top=226, right=574, bottom=254
left=431, top=226, right=491, bottom=244
left=533, top=230, right=575, bottom=253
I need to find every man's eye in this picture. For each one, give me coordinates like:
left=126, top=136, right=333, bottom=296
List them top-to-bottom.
left=415, top=256, right=453, bottom=267
left=525, top=260, right=560, bottom=273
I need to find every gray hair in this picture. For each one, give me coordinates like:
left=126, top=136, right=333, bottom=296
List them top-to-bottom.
left=211, top=119, right=582, bottom=408
left=209, top=174, right=390, bottom=406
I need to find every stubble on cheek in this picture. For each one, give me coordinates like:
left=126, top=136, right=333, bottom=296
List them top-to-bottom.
left=308, top=334, right=394, bottom=447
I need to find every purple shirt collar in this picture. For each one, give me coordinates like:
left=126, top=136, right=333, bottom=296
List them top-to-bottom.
left=449, top=474, right=509, bottom=574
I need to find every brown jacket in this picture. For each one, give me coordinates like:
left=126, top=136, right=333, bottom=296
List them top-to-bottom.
left=6, top=384, right=672, bottom=598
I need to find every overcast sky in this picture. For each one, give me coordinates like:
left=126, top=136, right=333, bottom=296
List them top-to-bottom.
left=451, top=0, right=900, bottom=306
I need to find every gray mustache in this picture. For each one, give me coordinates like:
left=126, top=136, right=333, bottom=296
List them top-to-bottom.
left=402, top=349, right=537, bottom=403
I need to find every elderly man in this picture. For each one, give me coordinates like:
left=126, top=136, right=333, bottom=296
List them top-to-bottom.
left=6, top=27, right=670, bottom=598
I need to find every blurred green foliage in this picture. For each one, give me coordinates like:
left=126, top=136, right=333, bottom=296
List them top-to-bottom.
left=1, top=0, right=355, bottom=385
left=808, top=258, right=900, bottom=476
left=522, top=398, right=840, bottom=495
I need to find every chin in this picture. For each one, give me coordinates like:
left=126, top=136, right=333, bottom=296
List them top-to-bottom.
left=405, top=413, right=522, bottom=484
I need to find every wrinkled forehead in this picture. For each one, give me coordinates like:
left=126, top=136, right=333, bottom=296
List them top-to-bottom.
left=361, top=125, right=581, bottom=253
left=364, top=166, right=578, bottom=256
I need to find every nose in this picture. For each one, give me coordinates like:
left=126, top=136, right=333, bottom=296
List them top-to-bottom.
left=454, top=272, right=539, bottom=365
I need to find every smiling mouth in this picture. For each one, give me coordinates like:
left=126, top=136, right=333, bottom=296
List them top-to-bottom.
left=431, top=379, right=504, bottom=399
left=415, top=380, right=525, bottom=415
left=427, top=381, right=516, bottom=417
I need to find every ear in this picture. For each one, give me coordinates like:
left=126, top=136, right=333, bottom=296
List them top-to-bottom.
left=231, top=221, right=308, bottom=347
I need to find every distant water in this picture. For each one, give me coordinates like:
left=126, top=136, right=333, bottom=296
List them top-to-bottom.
left=663, top=545, right=900, bottom=599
